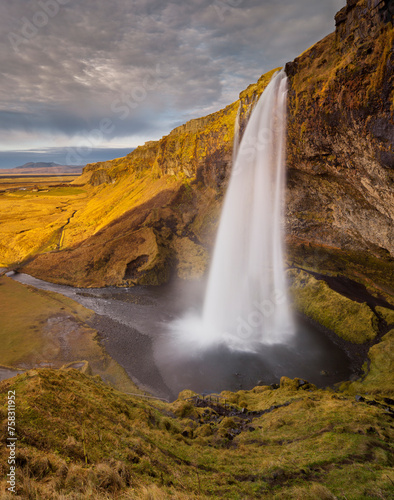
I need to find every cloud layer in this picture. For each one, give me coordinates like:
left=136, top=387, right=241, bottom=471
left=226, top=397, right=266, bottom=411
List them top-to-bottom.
left=0, top=0, right=344, bottom=157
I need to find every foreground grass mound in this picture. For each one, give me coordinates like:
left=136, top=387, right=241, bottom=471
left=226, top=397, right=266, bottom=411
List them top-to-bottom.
left=1, top=369, right=393, bottom=499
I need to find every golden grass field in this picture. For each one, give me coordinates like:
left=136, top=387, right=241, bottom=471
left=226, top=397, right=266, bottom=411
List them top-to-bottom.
left=0, top=173, right=182, bottom=270
left=0, top=175, right=77, bottom=188
left=0, top=176, right=88, bottom=266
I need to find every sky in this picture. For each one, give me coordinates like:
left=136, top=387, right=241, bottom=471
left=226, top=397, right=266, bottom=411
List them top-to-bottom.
left=0, top=0, right=344, bottom=168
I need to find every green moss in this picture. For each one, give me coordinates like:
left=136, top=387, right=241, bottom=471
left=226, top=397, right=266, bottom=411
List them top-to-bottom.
left=287, top=245, right=394, bottom=303
left=289, top=269, right=379, bottom=344
left=376, top=306, right=394, bottom=327
left=346, top=329, right=394, bottom=395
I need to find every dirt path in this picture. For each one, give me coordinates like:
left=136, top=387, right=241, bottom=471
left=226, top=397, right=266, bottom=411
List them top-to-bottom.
left=57, top=210, right=77, bottom=249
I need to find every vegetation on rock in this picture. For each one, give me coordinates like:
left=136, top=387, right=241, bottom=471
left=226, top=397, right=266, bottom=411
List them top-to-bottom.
left=0, top=0, right=392, bottom=376
left=286, top=0, right=394, bottom=271
left=0, top=2, right=391, bottom=298
left=288, top=269, right=379, bottom=344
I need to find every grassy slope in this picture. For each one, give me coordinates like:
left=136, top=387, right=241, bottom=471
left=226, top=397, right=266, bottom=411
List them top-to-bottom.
left=0, top=7, right=392, bottom=496
left=0, top=8, right=392, bottom=290
left=0, top=93, right=238, bottom=269
left=1, top=265, right=393, bottom=498
left=0, top=276, right=142, bottom=394
left=0, top=368, right=393, bottom=499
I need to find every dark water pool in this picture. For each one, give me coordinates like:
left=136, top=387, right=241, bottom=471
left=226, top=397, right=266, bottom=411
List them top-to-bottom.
left=155, top=315, right=352, bottom=398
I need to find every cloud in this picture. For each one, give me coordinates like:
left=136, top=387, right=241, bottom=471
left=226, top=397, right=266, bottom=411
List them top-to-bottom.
left=0, top=0, right=344, bottom=152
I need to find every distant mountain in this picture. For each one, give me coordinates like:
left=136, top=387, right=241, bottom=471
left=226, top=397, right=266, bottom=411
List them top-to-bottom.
left=0, top=162, right=84, bottom=175
left=15, top=162, right=61, bottom=170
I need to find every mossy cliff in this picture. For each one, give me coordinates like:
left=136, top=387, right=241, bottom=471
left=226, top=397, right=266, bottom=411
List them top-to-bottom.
left=285, top=0, right=394, bottom=269
left=17, top=1, right=392, bottom=292
left=19, top=67, right=280, bottom=287
left=77, top=67, right=279, bottom=190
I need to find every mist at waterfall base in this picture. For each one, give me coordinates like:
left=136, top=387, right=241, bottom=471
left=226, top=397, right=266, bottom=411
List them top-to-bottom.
left=156, top=70, right=352, bottom=395
left=156, top=277, right=352, bottom=396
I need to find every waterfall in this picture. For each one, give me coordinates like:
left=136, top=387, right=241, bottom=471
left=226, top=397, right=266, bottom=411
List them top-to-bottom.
left=170, top=69, right=294, bottom=352
left=201, top=69, right=294, bottom=350
left=232, top=102, right=241, bottom=164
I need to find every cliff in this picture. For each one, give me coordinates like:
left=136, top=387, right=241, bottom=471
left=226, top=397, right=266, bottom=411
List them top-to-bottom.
left=285, top=0, right=394, bottom=269
left=1, top=4, right=394, bottom=496
left=19, top=68, right=279, bottom=287
left=77, top=68, right=279, bottom=189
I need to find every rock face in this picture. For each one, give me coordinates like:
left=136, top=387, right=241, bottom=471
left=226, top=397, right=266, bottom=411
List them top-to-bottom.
left=23, top=0, right=393, bottom=296
left=285, top=0, right=394, bottom=266
left=24, top=72, right=270, bottom=287
left=78, top=102, right=239, bottom=191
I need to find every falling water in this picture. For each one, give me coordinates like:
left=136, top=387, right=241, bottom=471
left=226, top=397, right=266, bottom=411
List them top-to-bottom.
left=170, top=69, right=294, bottom=352
left=200, top=69, right=294, bottom=350
left=232, top=102, right=241, bottom=163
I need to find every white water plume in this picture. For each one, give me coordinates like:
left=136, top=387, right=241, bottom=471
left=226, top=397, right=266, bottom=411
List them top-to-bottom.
left=172, top=69, right=294, bottom=352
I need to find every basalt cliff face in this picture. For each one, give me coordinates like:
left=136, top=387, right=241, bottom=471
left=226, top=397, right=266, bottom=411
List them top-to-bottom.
left=285, top=0, right=394, bottom=277
left=23, top=1, right=393, bottom=298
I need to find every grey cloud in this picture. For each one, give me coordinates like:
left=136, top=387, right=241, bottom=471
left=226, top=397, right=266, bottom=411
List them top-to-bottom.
left=0, top=0, right=344, bottom=151
left=0, top=101, right=165, bottom=141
